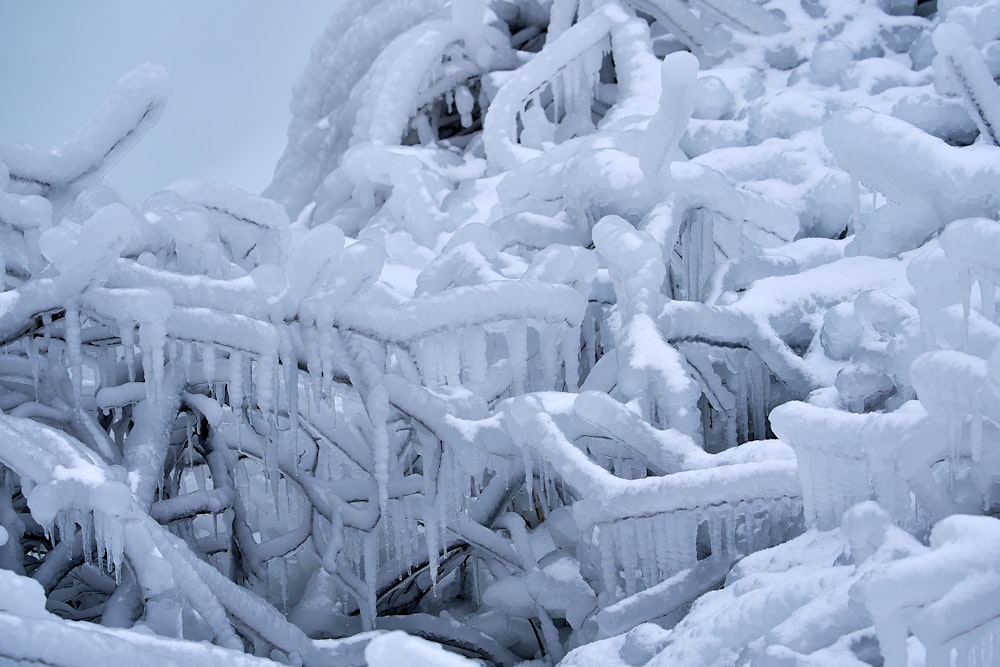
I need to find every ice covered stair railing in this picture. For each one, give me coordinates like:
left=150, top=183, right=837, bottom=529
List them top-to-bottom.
left=0, top=63, right=503, bottom=658
left=0, top=64, right=168, bottom=202
left=769, top=217, right=1000, bottom=535
left=504, top=391, right=801, bottom=611
left=0, top=413, right=329, bottom=664
left=561, top=502, right=927, bottom=667
left=867, top=514, right=1000, bottom=667
left=0, top=567, right=281, bottom=667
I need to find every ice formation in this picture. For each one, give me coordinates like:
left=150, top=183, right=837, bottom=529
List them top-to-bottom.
left=6, top=0, right=1000, bottom=665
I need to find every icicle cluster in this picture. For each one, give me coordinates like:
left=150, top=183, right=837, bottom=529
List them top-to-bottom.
left=9, top=1, right=1000, bottom=665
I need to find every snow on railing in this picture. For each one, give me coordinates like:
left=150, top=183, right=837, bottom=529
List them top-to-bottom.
left=266, top=0, right=451, bottom=216
left=484, top=3, right=628, bottom=172
left=0, top=65, right=169, bottom=198
left=823, top=107, right=1000, bottom=257
left=507, top=394, right=801, bottom=601
left=770, top=401, right=941, bottom=532
left=579, top=475, right=801, bottom=601
left=866, top=515, right=1000, bottom=667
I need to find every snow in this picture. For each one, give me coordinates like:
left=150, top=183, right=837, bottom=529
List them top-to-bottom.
left=9, top=0, right=1000, bottom=665
left=365, top=630, right=480, bottom=667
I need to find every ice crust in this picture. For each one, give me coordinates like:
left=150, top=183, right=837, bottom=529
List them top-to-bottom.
left=7, top=0, right=1000, bottom=666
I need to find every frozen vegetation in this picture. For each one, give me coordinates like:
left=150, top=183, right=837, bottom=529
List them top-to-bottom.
left=5, top=0, right=1000, bottom=664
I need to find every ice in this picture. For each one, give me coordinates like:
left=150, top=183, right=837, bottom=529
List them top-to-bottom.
left=13, top=2, right=1000, bottom=665
left=483, top=3, right=629, bottom=172
left=933, top=25, right=1000, bottom=145
left=640, top=51, right=699, bottom=178
left=0, top=65, right=169, bottom=194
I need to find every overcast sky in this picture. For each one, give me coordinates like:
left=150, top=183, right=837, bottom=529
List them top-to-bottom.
left=0, top=2, right=335, bottom=202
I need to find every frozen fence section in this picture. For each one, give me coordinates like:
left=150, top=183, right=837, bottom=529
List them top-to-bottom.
left=15, top=0, right=1000, bottom=665
left=483, top=3, right=628, bottom=172
left=0, top=64, right=169, bottom=199
left=506, top=392, right=801, bottom=606
left=770, top=401, right=935, bottom=532
left=867, top=515, right=1000, bottom=667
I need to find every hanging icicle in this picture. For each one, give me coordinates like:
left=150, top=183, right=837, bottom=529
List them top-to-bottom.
left=65, top=302, right=82, bottom=407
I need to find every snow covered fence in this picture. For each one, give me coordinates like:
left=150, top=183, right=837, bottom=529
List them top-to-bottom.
left=508, top=394, right=801, bottom=603
left=771, top=401, right=941, bottom=533
left=867, top=515, right=1000, bottom=667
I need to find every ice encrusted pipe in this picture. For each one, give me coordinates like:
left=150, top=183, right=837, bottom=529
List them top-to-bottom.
left=933, top=23, right=1000, bottom=146
left=640, top=50, right=699, bottom=181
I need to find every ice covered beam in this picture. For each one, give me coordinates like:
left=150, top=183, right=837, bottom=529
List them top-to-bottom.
left=484, top=3, right=629, bottom=172
left=0, top=65, right=168, bottom=196
left=824, top=108, right=1000, bottom=255
left=329, top=280, right=585, bottom=343
left=571, top=461, right=800, bottom=528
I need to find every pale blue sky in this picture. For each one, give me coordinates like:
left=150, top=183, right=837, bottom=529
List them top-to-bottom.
left=0, top=2, right=335, bottom=202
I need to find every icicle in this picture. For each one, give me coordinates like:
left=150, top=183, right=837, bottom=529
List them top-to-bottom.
left=455, top=85, right=475, bottom=128
left=413, top=112, right=436, bottom=144
left=850, top=169, right=862, bottom=250
left=961, top=268, right=973, bottom=351
left=65, top=303, right=82, bottom=407
left=583, top=310, right=597, bottom=371
left=42, top=312, right=52, bottom=349
left=140, top=320, right=166, bottom=404
left=507, top=320, right=528, bottom=395
left=121, top=322, right=136, bottom=382
left=303, top=324, right=323, bottom=408
left=317, top=324, right=336, bottom=400
left=537, top=325, right=559, bottom=391
left=460, top=326, right=488, bottom=385
left=561, top=326, right=580, bottom=391
left=279, top=327, right=302, bottom=441
left=342, top=331, right=390, bottom=516
left=440, top=331, right=461, bottom=386
left=28, top=334, right=40, bottom=398
left=415, top=336, right=444, bottom=387
left=180, top=340, right=193, bottom=382
left=201, top=343, right=216, bottom=388
left=382, top=344, right=407, bottom=381
left=97, top=345, right=113, bottom=394
left=229, top=350, right=244, bottom=414
left=255, top=353, right=276, bottom=414
left=733, top=355, right=748, bottom=444
left=753, top=357, right=768, bottom=439
left=723, top=405, right=738, bottom=451
left=972, top=412, right=984, bottom=463
left=949, top=414, right=961, bottom=486
left=268, top=427, right=286, bottom=510
left=420, top=427, right=442, bottom=590
left=521, top=438, right=534, bottom=505
left=817, top=451, right=840, bottom=529
left=436, top=455, right=450, bottom=569
left=194, top=459, right=207, bottom=491
left=743, top=502, right=756, bottom=554
left=723, top=508, right=737, bottom=557
left=708, top=509, right=723, bottom=557
left=79, top=511, right=93, bottom=565
left=96, top=511, right=124, bottom=582
left=669, top=511, right=697, bottom=571
left=654, top=514, right=673, bottom=580
left=634, top=518, right=655, bottom=589
left=616, top=521, right=639, bottom=597
left=598, top=524, right=618, bottom=599
left=272, top=557, right=289, bottom=612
